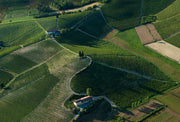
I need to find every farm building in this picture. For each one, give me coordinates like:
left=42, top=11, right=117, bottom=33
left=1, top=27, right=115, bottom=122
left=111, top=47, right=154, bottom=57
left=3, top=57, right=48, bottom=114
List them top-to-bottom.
left=47, top=29, right=60, bottom=36
left=73, top=96, right=93, bottom=107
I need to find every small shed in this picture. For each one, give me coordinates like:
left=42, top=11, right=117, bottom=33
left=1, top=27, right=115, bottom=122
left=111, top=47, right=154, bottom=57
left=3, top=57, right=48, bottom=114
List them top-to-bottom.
left=47, top=29, right=60, bottom=36
left=73, top=96, right=93, bottom=107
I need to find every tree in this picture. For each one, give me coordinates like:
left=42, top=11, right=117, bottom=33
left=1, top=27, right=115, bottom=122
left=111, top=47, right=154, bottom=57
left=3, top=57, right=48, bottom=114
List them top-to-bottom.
left=0, top=41, right=4, bottom=48
left=79, top=51, right=84, bottom=58
left=0, top=83, right=5, bottom=89
left=86, top=88, right=93, bottom=96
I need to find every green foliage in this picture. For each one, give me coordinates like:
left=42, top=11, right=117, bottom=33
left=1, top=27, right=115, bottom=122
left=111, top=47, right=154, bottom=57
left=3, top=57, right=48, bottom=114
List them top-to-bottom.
left=50, top=0, right=99, bottom=10
left=101, top=0, right=141, bottom=30
left=142, top=0, right=175, bottom=16
left=156, top=0, right=180, bottom=20
left=57, top=10, right=91, bottom=29
left=78, top=10, right=112, bottom=38
left=154, top=14, right=180, bottom=39
left=141, top=15, right=157, bottom=24
left=36, top=16, right=56, bottom=30
left=0, top=21, right=46, bottom=56
left=61, top=30, right=171, bottom=81
left=166, top=33, right=180, bottom=48
left=14, top=39, right=63, bottom=63
left=79, top=51, right=84, bottom=58
left=0, top=54, right=37, bottom=74
left=71, top=62, right=176, bottom=109
left=7, top=64, right=49, bottom=93
left=0, top=70, right=13, bottom=87
left=0, top=74, right=59, bottom=122
left=86, top=88, right=93, bottom=96
left=131, top=96, right=149, bottom=108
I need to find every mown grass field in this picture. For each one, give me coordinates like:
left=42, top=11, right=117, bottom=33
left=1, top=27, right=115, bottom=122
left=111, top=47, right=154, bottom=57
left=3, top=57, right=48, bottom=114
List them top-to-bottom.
left=101, top=0, right=141, bottom=30
left=156, top=0, right=180, bottom=20
left=78, top=10, right=112, bottom=38
left=0, top=21, right=46, bottom=57
left=14, top=39, right=63, bottom=63
left=71, top=62, right=176, bottom=109
left=0, top=70, right=13, bottom=86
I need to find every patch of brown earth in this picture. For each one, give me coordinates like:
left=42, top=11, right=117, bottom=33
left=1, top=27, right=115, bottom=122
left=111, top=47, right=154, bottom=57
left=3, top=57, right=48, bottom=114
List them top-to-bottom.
left=146, top=24, right=162, bottom=41
left=135, top=25, right=154, bottom=45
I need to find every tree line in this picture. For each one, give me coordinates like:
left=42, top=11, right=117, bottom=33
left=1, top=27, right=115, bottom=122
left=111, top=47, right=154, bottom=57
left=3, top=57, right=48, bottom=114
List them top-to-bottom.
left=37, top=0, right=109, bottom=12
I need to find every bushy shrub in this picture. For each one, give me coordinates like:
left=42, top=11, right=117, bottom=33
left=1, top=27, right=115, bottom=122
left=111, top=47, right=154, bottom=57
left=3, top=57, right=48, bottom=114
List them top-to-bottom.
left=141, top=15, right=157, bottom=24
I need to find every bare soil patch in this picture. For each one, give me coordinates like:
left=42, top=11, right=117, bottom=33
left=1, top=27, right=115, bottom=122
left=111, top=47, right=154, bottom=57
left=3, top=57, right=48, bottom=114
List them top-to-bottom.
left=146, top=24, right=162, bottom=41
left=135, top=25, right=154, bottom=45
left=103, top=29, right=119, bottom=41
left=146, top=40, right=180, bottom=64
left=118, top=99, right=164, bottom=121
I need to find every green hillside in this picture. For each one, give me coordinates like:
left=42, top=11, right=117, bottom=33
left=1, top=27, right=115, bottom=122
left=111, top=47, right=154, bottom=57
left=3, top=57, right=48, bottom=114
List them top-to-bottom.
left=102, top=0, right=141, bottom=30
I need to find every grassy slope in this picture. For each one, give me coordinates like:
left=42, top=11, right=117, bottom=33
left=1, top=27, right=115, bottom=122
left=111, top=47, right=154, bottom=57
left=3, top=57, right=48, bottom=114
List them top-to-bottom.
left=101, top=0, right=141, bottom=30
left=142, top=0, right=175, bottom=16
left=153, top=0, right=180, bottom=47
left=156, top=0, right=180, bottom=20
left=78, top=10, right=112, bottom=38
left=36, top=11, right=91, bottom=31
left=57, top=11, right=91, bottom=29
left=154, top=14, right=180, bottom=39
left=36, top=16, right=57, bottom=31
left=0, top=20, right=46, bottom=57
left=115, top=28, right=180, bottom=81
left=59, top=30, right=171, bottom=80
left=166, top=33, right=180, bottom=48
left=0, top=37, right=90, bottom=121
left=14, top=39, right=63, bottom=63
left=22, top=50, right=90, bottom=122
left=0, top=54, right=37, bottom=74
left=71, top=62, right=175, bottom=109
left=0, top=74, right=59, bottom=122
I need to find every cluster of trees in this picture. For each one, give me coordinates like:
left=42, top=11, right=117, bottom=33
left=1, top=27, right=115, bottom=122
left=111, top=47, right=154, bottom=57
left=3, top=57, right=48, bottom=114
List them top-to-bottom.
left=141, top=15, right=157, bottom=24
left=0, top=41, right=4, bottom=49
left=79, top=51, right=84, bottom=58
left=131, top=96, right=149, bottom=109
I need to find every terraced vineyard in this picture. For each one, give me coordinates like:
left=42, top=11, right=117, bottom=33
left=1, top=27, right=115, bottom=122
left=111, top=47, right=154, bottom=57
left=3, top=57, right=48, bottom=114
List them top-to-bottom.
left=0, top=0, right=180, bottom=121
left=0, top=21, right=46, bottom=57
left=0, top=38, right=91, bottom=121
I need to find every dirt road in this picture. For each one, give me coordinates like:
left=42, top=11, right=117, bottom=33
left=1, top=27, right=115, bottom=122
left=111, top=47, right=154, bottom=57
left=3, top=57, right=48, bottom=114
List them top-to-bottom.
left=57, top=2, right=101, bottom=14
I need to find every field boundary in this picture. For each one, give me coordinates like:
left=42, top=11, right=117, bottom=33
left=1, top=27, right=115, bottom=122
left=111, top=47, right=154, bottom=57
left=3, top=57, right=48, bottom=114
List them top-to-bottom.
left=0, top=48, right=64, bottom=95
